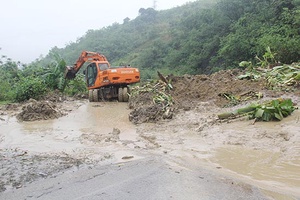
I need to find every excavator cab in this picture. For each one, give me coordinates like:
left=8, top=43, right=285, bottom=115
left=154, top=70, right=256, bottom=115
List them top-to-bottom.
left=86, top=62, right=110, bottom=87
left=86, top=63, right=98, bottom=87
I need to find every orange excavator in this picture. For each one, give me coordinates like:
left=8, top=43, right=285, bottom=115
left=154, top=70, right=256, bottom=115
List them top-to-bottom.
left=64, top=51, right=140, bottom=102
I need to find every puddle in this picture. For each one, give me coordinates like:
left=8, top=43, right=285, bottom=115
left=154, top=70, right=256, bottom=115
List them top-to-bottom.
left=210, top=146, right=300, bottom=198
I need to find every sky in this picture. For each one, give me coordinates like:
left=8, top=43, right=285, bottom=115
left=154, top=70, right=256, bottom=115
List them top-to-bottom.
left=0, top=0, right=196, bottom=64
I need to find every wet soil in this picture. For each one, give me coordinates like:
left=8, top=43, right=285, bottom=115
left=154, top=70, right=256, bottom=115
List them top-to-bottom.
left=128, top=69, right=298, bottom=124
left=0, top=70, right=299, bottom=199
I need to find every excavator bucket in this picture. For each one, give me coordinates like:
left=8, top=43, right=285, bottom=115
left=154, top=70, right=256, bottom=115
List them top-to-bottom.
left=64, top=66, right=76, bottom=80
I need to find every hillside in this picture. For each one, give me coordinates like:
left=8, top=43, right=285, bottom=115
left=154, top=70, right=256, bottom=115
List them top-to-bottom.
left=1, top=0, right=299, bottom=103
left=36, top=0, right=300, bottom=78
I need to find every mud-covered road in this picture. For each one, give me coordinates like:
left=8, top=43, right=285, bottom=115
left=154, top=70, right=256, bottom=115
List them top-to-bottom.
left=0, top=99, right=299, bottom=199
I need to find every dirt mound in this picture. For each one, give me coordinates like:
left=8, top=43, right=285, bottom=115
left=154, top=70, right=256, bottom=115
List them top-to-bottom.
left=128, top=69, right=292, bottom=124
left=169, top=69, right=266, bottom=108
left=129, top=83, right=174, bottom=124
left=41, top=91, right=65, bottom=102
left=16, top=99, right=67, bottom=121
left=129, top=104, right=173, bottom=124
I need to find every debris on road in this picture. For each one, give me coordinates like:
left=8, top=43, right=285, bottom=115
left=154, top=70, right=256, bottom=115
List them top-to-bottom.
left=218, top=98, right=297, bottom=121
left=16, top=99, right=67, bottom=121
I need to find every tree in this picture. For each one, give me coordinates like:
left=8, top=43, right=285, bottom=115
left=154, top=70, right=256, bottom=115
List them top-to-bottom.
left=42, top=53, right=68, bottom=92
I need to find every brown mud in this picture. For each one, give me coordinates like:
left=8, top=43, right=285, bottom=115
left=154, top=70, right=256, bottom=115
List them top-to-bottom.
left=129, top=69, right=298, bottom=124
left=0, top=70, right=299, bottom=199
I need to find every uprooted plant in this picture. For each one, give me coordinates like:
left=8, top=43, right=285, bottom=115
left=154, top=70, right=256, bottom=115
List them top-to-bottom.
left=128, top=80, right=174, bottom=123
left=218, top=98, right=297, bottom=122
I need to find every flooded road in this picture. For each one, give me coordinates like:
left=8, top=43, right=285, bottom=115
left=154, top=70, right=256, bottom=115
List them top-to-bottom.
left=0, top=101, right=299, bottom=199
left=1, top=101, right=140, bottom=159
left=133, top=105, right=300, bottom=199
left=207, top=111, right=300, bottom=199
left=212, top=146, right=300, bottom=198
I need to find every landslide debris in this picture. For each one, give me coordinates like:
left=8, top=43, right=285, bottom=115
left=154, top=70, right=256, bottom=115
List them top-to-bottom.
left=238, top=63, right=300, bottom=91
left=128, top=68, right=299, bottom=124
left=129, top=80, right=174, bottom=124
left=218, top=98, right=297, bottom=121
left=16, top=99, right=67, bottom=121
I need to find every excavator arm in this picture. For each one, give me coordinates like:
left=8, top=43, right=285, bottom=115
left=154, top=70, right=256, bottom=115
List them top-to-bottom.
left=64, top=51, right=108, bottom=80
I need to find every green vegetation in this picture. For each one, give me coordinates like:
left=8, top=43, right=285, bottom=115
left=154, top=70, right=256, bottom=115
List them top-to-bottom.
left=0, top=0, right=299, bottom=102
left=38, top=0, right=299, bottom=77
left=0, top=53, right=86, bottom=102
left=238, top=62, right=300, bottom=91
left=14, top=75, right=47, bottom=102
left=130, top=80, right=173, bottom=108
left=218, top=98, right=297, bottom=121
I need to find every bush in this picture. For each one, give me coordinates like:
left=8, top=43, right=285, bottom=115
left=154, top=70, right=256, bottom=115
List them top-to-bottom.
left=64, top=74, right=87, bottom=96
left=14, top=76, right=47, bottom=102
left=0, top=80, right=15, bottom=101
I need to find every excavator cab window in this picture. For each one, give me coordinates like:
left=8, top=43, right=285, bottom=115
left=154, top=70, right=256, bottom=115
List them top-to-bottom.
left=86, top=63, right=97, bottom=87
left=98, top=63, right=109, bottom=71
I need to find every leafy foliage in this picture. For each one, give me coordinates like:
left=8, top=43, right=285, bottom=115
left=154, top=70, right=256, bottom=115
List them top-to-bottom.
left=1, top=0, right=300, bottom=102
left=32, top=0, right=300, bottom=79
left=255, top=47, right=277, bottom=68
left=0, top=52, right=68, bottom=102
left=42, top=53, right=68, bottom=92
left=0, top=56, right=21, bottom=101
left=238, top=61, right=300, bottom=91
left=64, top=74, right=87, bottom=96
left=14, top=76, right=47, bottom=102
left=130, top=79, right=173, bottom=108
left=218, top=98, right=297, bottom=121
left=250, top=99, right=296, bottom=121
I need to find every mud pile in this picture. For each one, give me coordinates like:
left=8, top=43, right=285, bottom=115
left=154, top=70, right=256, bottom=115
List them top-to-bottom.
left=128, top=69, right=293, bottom=124
left=169, top=69, right=266, bottom=108
left=129, top=83, right=174, bottom=124
left=41, top=91, right=65, bottom=102
left=16, top=99, right=67, bottom=121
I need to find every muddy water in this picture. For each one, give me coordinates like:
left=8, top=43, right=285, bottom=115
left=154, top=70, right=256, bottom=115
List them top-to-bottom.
left=0, top=101, right=141, bottom=162
left=1, top=101, right=299, bottom=199
left=206, top=111, right=300, bottom=199
left=211, top=146, right=300, bottom=198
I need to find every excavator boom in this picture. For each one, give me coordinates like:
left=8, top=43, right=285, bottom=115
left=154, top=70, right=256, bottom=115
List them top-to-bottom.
left=65, top=51, right=108, bottom=79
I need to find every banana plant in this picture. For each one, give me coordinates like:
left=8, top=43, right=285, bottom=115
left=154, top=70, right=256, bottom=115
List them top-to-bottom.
left=42, top=53, right=68, bottom=92
left=218, top=99, right=297, bottom=121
